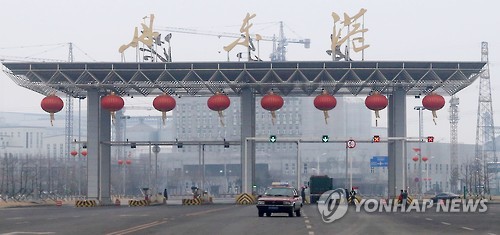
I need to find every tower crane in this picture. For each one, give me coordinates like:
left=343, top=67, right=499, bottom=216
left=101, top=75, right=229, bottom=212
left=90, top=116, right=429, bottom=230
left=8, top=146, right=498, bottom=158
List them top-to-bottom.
left=157, top=21, right=310, bottom=62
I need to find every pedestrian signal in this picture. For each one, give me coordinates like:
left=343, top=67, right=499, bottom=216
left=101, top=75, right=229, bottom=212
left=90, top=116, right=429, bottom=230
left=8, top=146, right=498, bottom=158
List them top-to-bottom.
left=322, top=135, right=329, bottom=143
left=372, top=135, right=381, bottom=142
left=427, top=136, right=434, bottom=142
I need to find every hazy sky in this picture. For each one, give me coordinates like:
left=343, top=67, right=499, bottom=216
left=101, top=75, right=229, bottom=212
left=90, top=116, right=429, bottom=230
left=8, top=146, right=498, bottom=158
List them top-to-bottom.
left=0, top=0, right=499, bottom=145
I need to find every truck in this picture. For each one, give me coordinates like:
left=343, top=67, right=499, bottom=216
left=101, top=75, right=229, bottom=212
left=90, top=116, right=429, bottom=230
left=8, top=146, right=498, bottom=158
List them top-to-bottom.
left=308, top=175, right=333, bottom=204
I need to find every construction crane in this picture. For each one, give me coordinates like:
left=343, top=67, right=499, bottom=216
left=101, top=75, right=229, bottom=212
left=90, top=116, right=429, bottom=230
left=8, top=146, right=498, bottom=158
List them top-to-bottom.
left=158, top=21, right=310, bottom=61
left=474, top=41, right=497, bottom=197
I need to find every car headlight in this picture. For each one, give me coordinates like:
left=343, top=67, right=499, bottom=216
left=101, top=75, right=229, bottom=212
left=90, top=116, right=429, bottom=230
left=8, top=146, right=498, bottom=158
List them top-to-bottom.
left=257, top=201, right=265, bottom=205
left=283, top=201, right=292, bottom=205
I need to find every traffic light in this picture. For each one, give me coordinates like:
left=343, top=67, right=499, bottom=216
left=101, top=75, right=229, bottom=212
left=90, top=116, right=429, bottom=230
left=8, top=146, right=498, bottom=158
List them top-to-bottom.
left=270, top=135, right=277, bottom=143
left=322, top=135, right=329, bottom=143
left=372, top=135, right=381, bottom=143
left=427, top=136, right=434, bottom=142
left=176, top=138, right=183, bottom=148
left=224, top=139, right=229, bottom=148
left=370, top=167, right=374, bottom=173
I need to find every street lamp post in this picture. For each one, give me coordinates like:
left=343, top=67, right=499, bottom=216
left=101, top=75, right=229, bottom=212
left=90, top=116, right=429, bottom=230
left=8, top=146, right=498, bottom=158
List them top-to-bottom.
left=414, top=106, right=425, bottom=198
left=152, top=144, right=161, bottom=196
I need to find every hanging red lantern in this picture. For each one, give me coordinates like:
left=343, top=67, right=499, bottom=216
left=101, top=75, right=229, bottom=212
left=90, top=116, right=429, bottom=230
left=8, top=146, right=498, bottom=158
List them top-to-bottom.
left=314, top=90, right=337, bottom=124
left=261, top=91, right=284, bottom=125
left=365, top=91, right=388, bottom=127
left=101, top=92, right=124, bottom=123
left=207, top=92, right=230, bottom=126
left=422, top=92, right=445, bottom=125
left=153, top=93, right=176, bottom=125
left=41, top=94, right=64, bottom=126
left=70, top=150, right=78, bottom=157
left=81, top=150, right=88, bottom=157
left=412, top=156, right=419, bottom=162
left=422, top=156, right=428, bottom=162
left=125, top=159, right=132, bottom=165
left=118, top=160, right=123, bottom=165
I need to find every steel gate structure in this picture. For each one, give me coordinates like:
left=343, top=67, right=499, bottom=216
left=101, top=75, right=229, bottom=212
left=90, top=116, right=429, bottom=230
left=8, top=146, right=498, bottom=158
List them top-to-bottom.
left=2, top=61, right=485, bottom=203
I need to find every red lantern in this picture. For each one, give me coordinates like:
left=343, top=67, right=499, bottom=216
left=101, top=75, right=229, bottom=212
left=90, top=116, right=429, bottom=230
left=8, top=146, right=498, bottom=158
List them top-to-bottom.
left=314, top=90, right=337, bottom=124
left=261, top=91, right=284, bottom=125
left=365, top=91, right=388, bottom=127
left=101, top=92, right=124, bottom=123
left=207, top=92, right=230, bottom=126
left=422, top=92, right=445, bottom=125
left=153, top=93, right=176, bottom=125
left=41, top=94, right=64, bottom=126
left=70, top=150, right=78, bottom=157
left=81, top=150, right=88, bottom=157
left=412, top=156, right=419, bottom=162
left=422, top=156, right=428, bottom=162
left=125, top=159, right=132, bottom=165
left=118, top=160, right=123, bottom=165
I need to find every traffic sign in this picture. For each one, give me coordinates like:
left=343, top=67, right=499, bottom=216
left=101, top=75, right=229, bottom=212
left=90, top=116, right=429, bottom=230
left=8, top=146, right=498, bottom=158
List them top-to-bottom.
left=270, top=135, right=277, bottom=143
left=322, top=135, right=329, bottom=143
left=372, top=135, right=380, bottom=142
left=427, top=136, right=434, bottom=142
left=347, top=139, right=356, bottom=148
left=370, top=156, right=388, bottom=167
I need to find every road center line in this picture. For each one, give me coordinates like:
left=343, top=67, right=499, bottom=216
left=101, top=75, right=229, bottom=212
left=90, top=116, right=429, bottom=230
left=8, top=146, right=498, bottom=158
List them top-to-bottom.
left=185, top=205, right=236, bottom=217
left=425, top=218, right=432, bottom=221
left=106, top=221, right=166, bottom=235
left=441, top=222, right=451, bottom=225
left=306, top=225, right=312, bottom=229
left=461, top=227, right=474, bottom=231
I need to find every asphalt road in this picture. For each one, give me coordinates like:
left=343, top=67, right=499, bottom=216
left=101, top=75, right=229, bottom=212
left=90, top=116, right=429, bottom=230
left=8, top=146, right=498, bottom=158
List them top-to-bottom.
left=0, top=203, right=498, bottom=235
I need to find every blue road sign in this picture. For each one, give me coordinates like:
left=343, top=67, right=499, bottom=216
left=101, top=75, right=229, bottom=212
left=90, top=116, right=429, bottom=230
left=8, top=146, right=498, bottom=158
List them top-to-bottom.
left=370, top=156, right=388, bottom=167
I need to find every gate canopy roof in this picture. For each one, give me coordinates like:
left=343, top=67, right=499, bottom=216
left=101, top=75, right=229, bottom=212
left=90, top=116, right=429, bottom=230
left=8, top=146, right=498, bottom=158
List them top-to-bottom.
left=2, top=61, right=485, bottom=97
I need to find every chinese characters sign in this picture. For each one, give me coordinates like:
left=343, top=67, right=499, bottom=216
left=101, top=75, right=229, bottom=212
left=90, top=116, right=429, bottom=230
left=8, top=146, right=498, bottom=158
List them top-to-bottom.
left=330, top=8, right=369, bottom=61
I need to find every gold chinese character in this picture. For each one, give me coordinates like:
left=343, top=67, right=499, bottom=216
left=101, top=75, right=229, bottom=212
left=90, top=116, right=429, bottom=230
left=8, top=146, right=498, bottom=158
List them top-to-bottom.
left=330, top=9, right=369, bottom=60
left=223, top=13, right=261, bottom=52
left=119, top=14, right=160, bottom=53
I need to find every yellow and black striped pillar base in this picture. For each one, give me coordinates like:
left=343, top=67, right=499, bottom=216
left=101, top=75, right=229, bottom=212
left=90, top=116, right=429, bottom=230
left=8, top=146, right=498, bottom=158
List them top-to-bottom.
left=236, top=193, right=256, bottom=205
left=182, top=198, right=202, bottom=205
left=75, top=200, right=97, bottom=207
left=128, top=200, right=150, bottom=206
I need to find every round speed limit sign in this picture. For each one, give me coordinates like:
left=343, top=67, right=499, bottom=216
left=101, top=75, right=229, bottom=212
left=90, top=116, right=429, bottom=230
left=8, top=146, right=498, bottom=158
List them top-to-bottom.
left=347, top=139, right=356, bottom=148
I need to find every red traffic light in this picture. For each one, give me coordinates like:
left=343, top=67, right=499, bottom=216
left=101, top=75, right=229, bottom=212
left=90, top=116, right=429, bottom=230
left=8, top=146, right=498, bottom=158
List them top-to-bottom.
left=372, top=135, right=380, bottom=142
left=427, top=136, right=434, bottom=142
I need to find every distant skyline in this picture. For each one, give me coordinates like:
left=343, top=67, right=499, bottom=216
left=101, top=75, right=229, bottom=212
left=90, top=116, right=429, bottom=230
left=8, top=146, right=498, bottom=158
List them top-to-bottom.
left=1, top=0, right=499, bottom=145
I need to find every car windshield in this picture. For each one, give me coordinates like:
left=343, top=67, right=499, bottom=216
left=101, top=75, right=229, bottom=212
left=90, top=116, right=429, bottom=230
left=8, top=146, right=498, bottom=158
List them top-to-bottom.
left=264, top=188, right=294, bottom=197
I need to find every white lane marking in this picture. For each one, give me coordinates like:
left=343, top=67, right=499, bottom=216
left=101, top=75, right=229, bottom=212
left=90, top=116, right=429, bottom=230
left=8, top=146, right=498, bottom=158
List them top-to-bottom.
left=5, top=217, right=24, bottom=220
left=425, top=218, right=432, bottom=221
left=305, top=219, right=310, bottom=224
left=441, top=222, right=451, bottom=225
left=306, top=225, right=312, bottom=229
left=461, top=227, right=474, bottom=231
left=308, top=232, right=314, bottom=235
left=487, top=233, right=497, bottom=235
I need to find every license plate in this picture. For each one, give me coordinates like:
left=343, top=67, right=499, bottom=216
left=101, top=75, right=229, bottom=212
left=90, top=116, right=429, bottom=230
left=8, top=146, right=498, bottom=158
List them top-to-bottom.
left=268, top=206, right=279, bottom=210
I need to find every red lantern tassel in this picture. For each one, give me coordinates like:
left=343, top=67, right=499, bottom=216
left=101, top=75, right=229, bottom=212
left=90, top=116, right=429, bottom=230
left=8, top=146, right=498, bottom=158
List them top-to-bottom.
left=218, top=110, right=225, bottom=126
left=323, top=110, right=329, bottom=124
left=374, top=110, right=380, bottom=127
left=432, top=110, right=438, bottom=125
left=111, top=111, right=116, bottom=124
left=162, top=111, right=166, bottom=126
left=271, top=111, right=276, bottom=125
left=50, top=113, right=55, bottom=126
